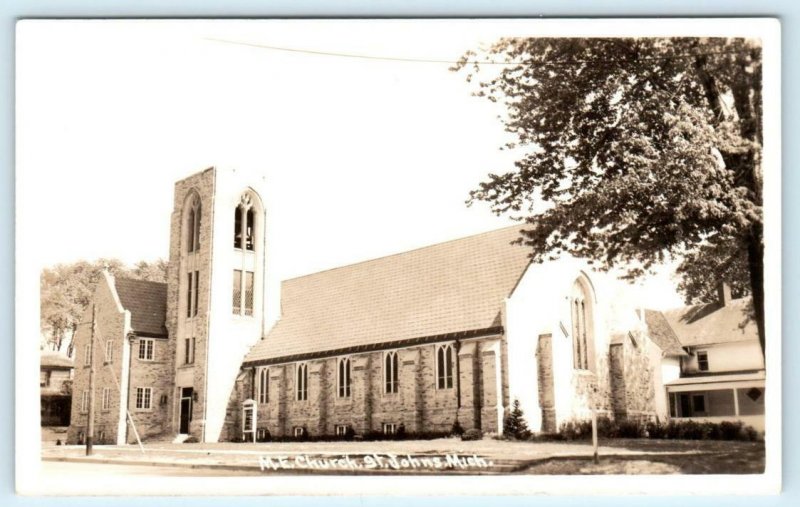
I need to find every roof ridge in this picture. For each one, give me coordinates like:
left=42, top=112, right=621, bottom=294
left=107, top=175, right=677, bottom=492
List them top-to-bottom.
left=283, top=224, right=527, bottom=285
left=115, top=277, right=167, bottom=287
left=662, top=295, right=752, bottom=313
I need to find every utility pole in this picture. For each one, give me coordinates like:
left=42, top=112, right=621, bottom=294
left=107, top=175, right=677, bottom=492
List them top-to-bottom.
left=86, top=304, right=97, bottom=456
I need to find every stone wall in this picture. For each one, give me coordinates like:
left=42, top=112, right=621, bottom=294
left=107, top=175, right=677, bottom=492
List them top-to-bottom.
left=166, top=168, right=215, bottom=440
left=67, top=275, right=127, bottom=445
left=608, top=331, right=657, bottom=423
left=125, top=337, right=173, bottom=442
left=228, top=337, right=504, bottom=439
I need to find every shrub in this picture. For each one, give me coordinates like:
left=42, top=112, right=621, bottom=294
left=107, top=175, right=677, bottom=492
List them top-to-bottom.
left=503, top=399, right=531, bottom=440
left=451, top=419, right=465, bottom=437
left=396, top=423, right=407, bottom=440
left=461, top=428, right=482, bottom=441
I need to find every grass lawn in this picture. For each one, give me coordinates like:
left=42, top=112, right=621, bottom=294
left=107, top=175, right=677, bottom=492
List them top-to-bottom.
left=521, top=439, right=765, bottom=474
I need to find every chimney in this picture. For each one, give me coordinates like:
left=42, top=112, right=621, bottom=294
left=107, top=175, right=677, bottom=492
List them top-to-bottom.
left=717, top=282, right=732, bottom=306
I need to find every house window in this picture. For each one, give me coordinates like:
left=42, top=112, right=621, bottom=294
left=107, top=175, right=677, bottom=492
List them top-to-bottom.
left=186, top=194, right=201, bottom=253
left=186, top=271, right=199, bottom=318
left=570, top=278, right=594, bottom=371
left=184, top=337, right=195, bottom=365
left=138, top=339, right=154, bottom=361
left=104, top=340, right=113, bottom=363
left=84, top=344, right=92, bottom=366
left=436, top=344, right=454, bottom=389
left=384, top=351, right=399, bottom=394
left=697, top=351, right=709, bottom=372
left=337, top=357, right=352, bottom=398
left=296, top=363, right=308, bottom=401
left=258, top=368, right=269, bottom=404
left=101, top=387, right=111, bottom=411
left=135, top=387, right=153, bottom=410
left=81, top=390, right=89, bottom=413
left=692, top=394, right=706, bottom=414
left=382, top=423, right=397, bottom=435
left=335, top=424, right=350, bottom=436
left=293, top=426, right=306, bottom=438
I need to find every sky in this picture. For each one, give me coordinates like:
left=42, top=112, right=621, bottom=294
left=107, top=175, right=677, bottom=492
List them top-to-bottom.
left=16, top=19, right=686, bottom=310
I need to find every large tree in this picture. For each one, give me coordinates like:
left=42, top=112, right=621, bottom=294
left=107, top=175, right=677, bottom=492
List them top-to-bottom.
left=453, top=38, right=764, bottom=353
left=40, top=259, right=168, bottom=353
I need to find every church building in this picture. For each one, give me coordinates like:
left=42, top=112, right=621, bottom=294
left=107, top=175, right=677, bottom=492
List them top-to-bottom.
left=67, top=166, right=703, bottom=444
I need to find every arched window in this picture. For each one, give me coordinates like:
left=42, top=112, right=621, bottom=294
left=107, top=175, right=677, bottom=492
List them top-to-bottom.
left=186, top=193, right=201, bottom=253
left=233, top=193, right=256, bottom=252
left=570, top=278, right=595, bottom=371
left=436, top=344, right=454, bottom=389
left=384, top=351, right=399, bottom=394
left=337, top=357, right=351, bottom=398
left=296, top=363, right=308, bottom=401
left=258, top=368, right=269, bottom=404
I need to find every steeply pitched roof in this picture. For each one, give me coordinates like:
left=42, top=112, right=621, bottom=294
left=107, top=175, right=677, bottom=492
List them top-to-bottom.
left=244, top=226, right=532, bottom=365
left=114, top=278, right=168, bottom=337
left=661, top=297, right=757, bottom=347
left=642, top=309, right=687, bottom=356
left=40, top=353, right=74, bottom=369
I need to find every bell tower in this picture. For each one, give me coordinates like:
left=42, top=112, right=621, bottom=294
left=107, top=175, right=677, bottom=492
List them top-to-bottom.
left=166, top=166, right=273, bottom=442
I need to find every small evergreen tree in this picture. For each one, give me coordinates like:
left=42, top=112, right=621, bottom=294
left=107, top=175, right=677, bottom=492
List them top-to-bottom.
left=503, top=399, right=531, bottom=440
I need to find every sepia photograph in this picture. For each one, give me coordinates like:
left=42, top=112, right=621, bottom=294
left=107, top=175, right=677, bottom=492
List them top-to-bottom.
left=15, top=18, right=781, bottom=495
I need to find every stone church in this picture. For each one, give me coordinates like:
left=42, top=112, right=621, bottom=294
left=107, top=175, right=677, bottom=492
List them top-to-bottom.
left=67, top=166, right=686, bottom=445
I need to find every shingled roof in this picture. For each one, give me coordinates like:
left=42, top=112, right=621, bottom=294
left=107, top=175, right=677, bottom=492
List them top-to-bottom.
left=244, top=226, right=532, bottom=366
left=114, top=278, right=168, bottom=337
left=661, top=297, right=757, bottom=347
left=642, top=309, right=687, bottom=356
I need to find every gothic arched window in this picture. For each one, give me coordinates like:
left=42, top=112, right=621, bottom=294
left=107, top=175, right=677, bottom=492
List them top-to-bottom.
left=233, top=193, right=256, bottom=252
left=186, top=194, right=201, bottom=253
left=570, top=278, right=595, bottom=371
left=436, top=344, right=454, bottom=389
left=384, top=351, right=399, bottom=394
left=337, top=357, right=351, bottom=398
left=296, top=363, right=308, bottom=401
left=258, top=368, right=269, bottom=404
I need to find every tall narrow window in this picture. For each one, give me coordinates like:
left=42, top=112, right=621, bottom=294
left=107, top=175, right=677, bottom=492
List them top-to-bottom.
left=186, top=194, right=201, bottom=253
left=234, top=205, right=244, bottom=249
left=245, top=208, right=255, bottom=251
left=232, top=270, right=242, bottom=314
left=244, top=271, right=254, bottom=316
left=186, top=272, right=194, bottom=318
left=570, top=278, right=594, bottom=371
left=184, top=337, right=195, bottom=365
left=104, top=340, right=113, bottom=363
left=84, top=344, right=92, bottom=366
left=436, top=344, right=454, bottom=389
left=384, top=351, right=399, bottom=393
left=337, top=357, right=351, bottom=398
left=296, top=363, right=308, bottom=401
left=258, top=368, right=269, bottom=404
left=101, top=387, right=111, bottom=410
left=81, top=390, right=89, bottom=412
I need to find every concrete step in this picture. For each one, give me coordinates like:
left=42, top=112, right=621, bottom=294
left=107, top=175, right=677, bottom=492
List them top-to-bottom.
left=171, top=434, right=191, bottom=444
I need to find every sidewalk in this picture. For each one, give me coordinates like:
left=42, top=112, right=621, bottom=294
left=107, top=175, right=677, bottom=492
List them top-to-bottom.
left=41, top=438, right=713, bottom=475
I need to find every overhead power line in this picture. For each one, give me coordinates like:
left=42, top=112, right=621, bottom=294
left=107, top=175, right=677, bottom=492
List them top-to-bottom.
left=206, top=37, right=752, bottom=67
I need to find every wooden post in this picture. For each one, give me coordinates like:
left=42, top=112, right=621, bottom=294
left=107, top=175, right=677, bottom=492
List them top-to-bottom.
left=86, top=304, right=97, bottom=456
left=591, top=408, right=598, bottom=464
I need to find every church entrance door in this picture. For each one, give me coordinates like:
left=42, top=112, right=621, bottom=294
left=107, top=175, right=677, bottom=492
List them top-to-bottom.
left=179, top=387, right=193, bottom=434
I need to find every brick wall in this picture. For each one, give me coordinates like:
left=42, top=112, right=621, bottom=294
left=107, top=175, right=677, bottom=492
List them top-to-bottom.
left=126, top=337, right=173, bottom=442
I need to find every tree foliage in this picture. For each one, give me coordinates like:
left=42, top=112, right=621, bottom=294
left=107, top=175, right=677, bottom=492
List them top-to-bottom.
left=453, top=37, right=764, bottom=350
left=40, top=258, right=168, bottom=353
left=503, top=398, right=531, bottom=440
